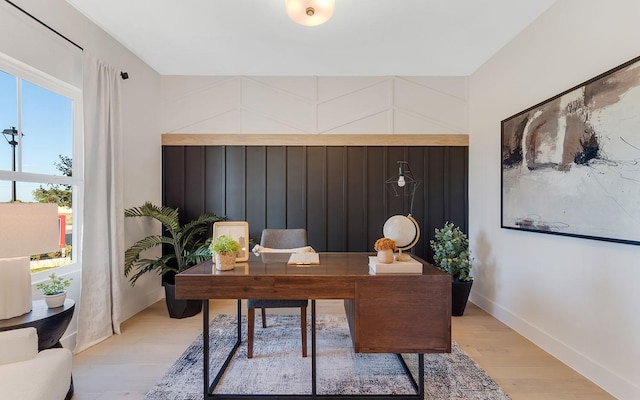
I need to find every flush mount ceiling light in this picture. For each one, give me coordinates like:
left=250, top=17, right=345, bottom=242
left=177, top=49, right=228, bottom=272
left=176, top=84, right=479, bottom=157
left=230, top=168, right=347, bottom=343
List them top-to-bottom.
left=286, top=0, right=335, bottom=26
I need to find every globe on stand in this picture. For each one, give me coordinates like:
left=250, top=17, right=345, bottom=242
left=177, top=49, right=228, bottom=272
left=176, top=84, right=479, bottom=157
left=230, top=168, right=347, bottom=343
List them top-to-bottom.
left=383, top=214, right=420, bottom=261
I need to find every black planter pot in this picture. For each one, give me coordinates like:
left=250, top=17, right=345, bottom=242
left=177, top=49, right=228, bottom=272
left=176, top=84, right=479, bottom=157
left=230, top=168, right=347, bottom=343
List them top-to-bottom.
left=451, top=280, right=473, bottom=316
left=163, top=283, right=202, bottom=319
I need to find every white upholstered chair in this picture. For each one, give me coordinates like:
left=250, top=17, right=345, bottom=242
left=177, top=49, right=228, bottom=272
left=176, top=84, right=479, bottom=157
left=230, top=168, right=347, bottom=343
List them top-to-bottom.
left=0, top=327, right=73, bottom=400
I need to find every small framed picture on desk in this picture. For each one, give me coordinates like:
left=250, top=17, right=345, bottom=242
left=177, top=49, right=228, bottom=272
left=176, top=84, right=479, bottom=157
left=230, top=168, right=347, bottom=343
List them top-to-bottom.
left=213, top=221, right=250, bottom=261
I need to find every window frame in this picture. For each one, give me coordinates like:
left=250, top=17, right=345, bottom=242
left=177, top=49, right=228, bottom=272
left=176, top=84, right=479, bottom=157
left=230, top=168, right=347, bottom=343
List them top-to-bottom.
left=0, top=51, right=83, bottom=277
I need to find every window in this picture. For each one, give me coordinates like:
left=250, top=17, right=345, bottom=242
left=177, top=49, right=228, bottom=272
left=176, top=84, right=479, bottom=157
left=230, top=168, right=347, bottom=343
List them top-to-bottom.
left=0, top=53, right=82, bottom=274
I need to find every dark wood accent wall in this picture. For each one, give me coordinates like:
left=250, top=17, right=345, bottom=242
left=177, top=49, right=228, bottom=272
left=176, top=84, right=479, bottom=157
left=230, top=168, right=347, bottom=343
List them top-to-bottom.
left=162, top=145, right=468, bottom=262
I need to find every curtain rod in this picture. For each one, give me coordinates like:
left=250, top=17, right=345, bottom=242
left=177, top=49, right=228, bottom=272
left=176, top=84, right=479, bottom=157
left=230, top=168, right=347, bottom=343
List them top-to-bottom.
left=4, top=0, right=130, bottom=79
left=5, top=0, right=83, bottom=51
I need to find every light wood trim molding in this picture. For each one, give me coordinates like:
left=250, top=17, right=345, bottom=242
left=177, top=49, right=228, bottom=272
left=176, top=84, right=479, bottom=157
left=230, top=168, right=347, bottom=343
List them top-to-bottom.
left=162, top=133, right=468, bottom=147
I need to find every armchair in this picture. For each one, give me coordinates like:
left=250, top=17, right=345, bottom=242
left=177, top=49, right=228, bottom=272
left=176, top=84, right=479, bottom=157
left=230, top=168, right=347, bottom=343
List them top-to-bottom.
left=0, top=327, right=72, bottom=400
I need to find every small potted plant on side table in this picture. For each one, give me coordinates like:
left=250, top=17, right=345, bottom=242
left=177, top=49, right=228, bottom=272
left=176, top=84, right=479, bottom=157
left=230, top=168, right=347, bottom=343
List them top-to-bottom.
left=430, top=222, right=473, bottom=316
left=209, top=235, right=241, bottom=271
left=36, top=273, right=72, bottom=308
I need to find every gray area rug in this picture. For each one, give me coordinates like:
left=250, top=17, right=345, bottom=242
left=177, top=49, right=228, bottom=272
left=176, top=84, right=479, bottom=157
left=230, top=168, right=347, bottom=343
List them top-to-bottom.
left=145, top=314, right=511, bottom=399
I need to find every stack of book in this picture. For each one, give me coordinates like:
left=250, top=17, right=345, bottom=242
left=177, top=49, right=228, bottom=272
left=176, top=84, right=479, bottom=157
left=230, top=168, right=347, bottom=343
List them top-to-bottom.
left=368, top=256, right=423, bottom=274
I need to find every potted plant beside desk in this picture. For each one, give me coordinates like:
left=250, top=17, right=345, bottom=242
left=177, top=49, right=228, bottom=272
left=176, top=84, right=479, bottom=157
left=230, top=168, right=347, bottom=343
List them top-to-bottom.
left=124, top=202, right=224, bottom=318
left=430, top=222, right=473, bottom=316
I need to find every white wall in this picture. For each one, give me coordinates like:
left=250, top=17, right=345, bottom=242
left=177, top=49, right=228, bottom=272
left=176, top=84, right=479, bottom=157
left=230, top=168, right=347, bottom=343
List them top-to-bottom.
left=4, top=0, right=164, bottom=348
left=469, top=0, right=640, bottom=398
left=7, top=1, right=636, bottom=397
left=161, top=76, right=468, bottom=134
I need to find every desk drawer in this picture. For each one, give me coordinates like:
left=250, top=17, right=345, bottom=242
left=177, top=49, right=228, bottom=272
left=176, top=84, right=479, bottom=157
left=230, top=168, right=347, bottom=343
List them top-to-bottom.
left=345, top=276, right=451, bottom=354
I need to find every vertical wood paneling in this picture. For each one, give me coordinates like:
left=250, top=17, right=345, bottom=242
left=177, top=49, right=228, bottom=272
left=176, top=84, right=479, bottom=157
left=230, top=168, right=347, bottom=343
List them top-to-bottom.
left=162, top=144, right=468, bottom=263
left=162, top=146, right=185, bottom=214
left=205, top=146, right=225, bottom=218
left=245, top=146, right=266, bottom=241
left=266, top=146, right=286, bottom=229
left=446, top=146, right=468, bottom=228
left=184, top=147, right=205, bottom=221
left=224, top=147, right=245, bottom=221
left=286, top=147, right=306, bottom=229
left=306, top=147, right=327, bottom=250
left=326, top=147, right=346, bottom=251
left=346, top=147, right=366, bottom=251
left=366, top=147, right=386, bottom=249
left=407, top=147, right=426, bottom=256
left=420, top=147, right=431, bottom=255
left=424, top=147, right=445, bottom=262
left=427, top=147, right=446, bottom=227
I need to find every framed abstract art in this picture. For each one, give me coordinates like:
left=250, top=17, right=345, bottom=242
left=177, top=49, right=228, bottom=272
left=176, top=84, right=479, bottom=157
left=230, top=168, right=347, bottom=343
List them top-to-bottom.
left=501, top=55, right=640, bottom=245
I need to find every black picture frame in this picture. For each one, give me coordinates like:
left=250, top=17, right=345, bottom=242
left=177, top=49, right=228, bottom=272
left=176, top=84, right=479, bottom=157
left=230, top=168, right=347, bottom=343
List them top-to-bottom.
left=501, top=55, right=640, bottom=245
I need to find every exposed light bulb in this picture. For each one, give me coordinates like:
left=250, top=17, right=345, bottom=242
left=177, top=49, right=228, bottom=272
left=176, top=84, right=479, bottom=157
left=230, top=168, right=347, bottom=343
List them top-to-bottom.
left=397, top=175, right=406, bottom=187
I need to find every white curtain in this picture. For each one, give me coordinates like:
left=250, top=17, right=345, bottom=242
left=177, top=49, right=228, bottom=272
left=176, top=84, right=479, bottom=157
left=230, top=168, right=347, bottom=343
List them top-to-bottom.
left=75, top=53, right=125, bottom=353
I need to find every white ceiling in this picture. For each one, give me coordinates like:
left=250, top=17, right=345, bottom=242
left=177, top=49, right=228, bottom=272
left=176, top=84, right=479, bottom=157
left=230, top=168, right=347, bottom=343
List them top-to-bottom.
left=65, top=0, right=557, bottom=76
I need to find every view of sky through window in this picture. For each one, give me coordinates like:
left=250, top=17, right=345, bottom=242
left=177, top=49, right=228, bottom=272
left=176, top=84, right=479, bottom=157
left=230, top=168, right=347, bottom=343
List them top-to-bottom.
left=0, top=70, right=73, bottom=203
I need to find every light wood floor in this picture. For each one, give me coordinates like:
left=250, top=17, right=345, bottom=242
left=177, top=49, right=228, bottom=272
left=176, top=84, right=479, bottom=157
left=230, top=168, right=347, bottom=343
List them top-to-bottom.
left=71, top=300, right=613, bottom=400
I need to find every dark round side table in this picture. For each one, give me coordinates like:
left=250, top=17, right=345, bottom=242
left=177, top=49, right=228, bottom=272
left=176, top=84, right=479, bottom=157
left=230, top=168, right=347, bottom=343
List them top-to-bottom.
left=0, top=298, right=75, bottom=350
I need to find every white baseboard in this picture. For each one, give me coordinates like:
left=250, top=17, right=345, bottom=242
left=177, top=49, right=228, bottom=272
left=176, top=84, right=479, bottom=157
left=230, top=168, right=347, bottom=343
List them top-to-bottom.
left=120, top=286, right=164, bottom=322
left=60, top=287, right=163, bottom=354
left=469, top=292, right=639, bottom=400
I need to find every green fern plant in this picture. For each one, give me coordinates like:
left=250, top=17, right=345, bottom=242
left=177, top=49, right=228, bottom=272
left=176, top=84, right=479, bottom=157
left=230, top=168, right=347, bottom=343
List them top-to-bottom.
left=124, top=202, right=224, bottom=285
left=430, top=222, right=473, bottom=282
left=209, top=235, right=241, bottom=255
left=36, top=273, right=72, bottom=295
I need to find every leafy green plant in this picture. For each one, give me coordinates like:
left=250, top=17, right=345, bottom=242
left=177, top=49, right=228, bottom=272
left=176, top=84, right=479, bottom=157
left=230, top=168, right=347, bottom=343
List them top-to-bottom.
left=33, top=155, right=72, bottom=207
left=124, top=202, right=224, bottom=285
left=430, top=222, right=472, bottom=282
left=209, top=235, right=241, bottom=255
left=36, top=273, right=72, bottom=295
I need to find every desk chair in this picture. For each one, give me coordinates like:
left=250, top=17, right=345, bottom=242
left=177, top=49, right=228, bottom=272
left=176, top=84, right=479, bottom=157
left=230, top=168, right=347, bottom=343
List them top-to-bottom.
left=247, top=228, right=308, bottom=358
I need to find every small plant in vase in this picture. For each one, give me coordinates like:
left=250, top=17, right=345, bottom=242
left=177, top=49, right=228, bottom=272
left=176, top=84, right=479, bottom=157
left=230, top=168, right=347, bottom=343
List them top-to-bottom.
left=209, top=235, right=241, bottom=271
left=374, top=237, right=397, bottom=264
left=36, top=273, right=72, bottom=308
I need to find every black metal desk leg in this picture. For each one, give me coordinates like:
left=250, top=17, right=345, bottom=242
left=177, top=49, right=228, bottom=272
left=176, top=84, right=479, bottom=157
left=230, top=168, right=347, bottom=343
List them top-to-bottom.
left=236, top=299, right=241, bottom=341
left=311, top=299, right=316, bottom=397
left=203, top=300, right=210, bottom=399
left=419, top=354, right=424, bottom=399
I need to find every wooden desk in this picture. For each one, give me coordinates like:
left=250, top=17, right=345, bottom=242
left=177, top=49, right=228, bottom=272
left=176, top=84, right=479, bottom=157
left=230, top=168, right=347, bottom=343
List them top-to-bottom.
left=177, top=252, right=451, bottom=399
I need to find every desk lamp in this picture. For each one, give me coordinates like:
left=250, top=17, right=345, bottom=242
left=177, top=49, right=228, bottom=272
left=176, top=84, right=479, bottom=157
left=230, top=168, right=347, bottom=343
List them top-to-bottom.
left=0, top=203, right=59, bottom=319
